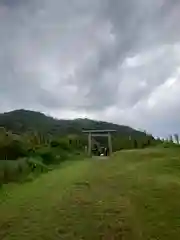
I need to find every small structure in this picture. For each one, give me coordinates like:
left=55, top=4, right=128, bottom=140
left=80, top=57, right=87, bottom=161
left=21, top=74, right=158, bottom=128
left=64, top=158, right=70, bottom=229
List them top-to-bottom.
left=82, top=130, right=116, bottom=157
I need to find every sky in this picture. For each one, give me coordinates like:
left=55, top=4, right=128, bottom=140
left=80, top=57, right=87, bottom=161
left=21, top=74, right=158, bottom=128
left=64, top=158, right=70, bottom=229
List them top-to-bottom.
left=1, top=0, right=180, bottom=137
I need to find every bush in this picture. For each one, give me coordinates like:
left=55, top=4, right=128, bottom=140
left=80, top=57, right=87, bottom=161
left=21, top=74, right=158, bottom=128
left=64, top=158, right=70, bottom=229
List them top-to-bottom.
left=0, top=130, right=84, bottom=185
left=0, top=135, right=28, bottom=160
left=50, top=138, right=70, bottom=151
left=50, top=140, right=60, bottom=148
left=160, top=142, right=180, bottom=148
left=33, top=147, right=55, bottom=165
left=27, top=157, right=50, bottom=174
left=0, top=159, right=30, bottom=184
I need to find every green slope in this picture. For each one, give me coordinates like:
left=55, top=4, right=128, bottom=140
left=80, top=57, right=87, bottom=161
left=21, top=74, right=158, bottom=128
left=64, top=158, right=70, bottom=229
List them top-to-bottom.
left=0, top=109, right=145, bottom=138
left=1, top=148, right=180, bottom=239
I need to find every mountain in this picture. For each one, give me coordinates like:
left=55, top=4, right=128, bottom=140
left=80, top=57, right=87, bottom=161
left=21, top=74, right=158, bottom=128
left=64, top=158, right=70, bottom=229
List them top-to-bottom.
left=0, top=109, right=146, bottom=137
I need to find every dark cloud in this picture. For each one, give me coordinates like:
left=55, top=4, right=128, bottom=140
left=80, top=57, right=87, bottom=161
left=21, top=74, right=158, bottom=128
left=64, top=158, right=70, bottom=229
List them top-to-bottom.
left=0, top=0, right=25, bottom=7
left=1, top=0, right=180, bottom=136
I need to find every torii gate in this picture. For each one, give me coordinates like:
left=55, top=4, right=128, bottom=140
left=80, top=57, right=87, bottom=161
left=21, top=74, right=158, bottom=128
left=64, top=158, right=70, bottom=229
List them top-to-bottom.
left=82, top=130, right=116, bottom=156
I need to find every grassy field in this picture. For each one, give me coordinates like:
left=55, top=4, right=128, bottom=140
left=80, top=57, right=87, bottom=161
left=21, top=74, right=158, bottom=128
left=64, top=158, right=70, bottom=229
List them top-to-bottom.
left=1, top=148, right=180, bottom=239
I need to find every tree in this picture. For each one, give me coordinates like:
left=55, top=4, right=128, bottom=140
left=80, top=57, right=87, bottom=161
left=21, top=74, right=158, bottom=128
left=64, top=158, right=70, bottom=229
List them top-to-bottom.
left=174, top=134, right=179, bottom=144
left=169, top=135, right=173, bottom=143
left=134, top=139, right=138, bottom=148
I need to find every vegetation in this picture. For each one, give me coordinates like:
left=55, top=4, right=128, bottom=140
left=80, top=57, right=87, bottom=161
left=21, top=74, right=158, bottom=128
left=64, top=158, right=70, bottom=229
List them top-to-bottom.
left=0, top=109, right=162, bottom=185
left=0, top=109, right=148, bottom=137
left=0, top=109, right=179, bottom=185
left=1, top=109, right=180, bottom=239
left=0, top=125, right=85, bottom=185
left=1, top=148, right=180, bottom=239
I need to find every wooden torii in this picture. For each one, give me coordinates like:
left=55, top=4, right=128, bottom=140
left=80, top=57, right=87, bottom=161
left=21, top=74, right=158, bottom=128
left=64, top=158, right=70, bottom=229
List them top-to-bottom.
left=82, top=129, right=116, bottom=156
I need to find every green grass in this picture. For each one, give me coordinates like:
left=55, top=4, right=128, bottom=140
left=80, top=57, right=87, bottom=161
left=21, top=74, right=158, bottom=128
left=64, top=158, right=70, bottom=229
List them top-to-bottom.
left=1, top=148, right=180, bottom=239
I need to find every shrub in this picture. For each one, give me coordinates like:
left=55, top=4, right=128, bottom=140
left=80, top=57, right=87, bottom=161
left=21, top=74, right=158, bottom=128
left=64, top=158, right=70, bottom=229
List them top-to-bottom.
left=0, top=130, right=83, bottom=185
left=0, top=135, right=28, bottom=160
left=50, top=138, right=70, bottom=151
left=50, top=140, right=60, bottom=148
left=160, top=142, right=180, bottom=148
left=33, top=147, right=55, bottom=165
left=27, top=157, right=50, bottom=174
left=0, top=159, right=30, bottom=184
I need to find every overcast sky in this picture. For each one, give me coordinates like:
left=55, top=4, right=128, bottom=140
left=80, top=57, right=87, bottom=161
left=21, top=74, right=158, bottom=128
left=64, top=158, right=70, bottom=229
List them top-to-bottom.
left=1, top=0, right=180, bottom=137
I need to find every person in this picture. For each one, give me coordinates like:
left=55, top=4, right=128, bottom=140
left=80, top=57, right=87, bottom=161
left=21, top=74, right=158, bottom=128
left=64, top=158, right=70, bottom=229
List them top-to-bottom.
left=85, top=145, right=88, bottom=153
left=106, top=147, right=109, bottom=156
left=106, top=148, right=108, bottom=156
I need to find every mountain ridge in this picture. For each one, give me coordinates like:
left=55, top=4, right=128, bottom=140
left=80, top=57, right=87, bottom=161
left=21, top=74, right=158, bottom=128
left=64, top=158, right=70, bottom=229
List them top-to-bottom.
left=0, top=109, right=146, bottom=137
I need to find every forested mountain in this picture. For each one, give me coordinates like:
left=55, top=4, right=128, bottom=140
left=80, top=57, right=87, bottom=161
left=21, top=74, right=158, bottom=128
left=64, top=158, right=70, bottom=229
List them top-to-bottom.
left=0, top=109, right=146, bottom=137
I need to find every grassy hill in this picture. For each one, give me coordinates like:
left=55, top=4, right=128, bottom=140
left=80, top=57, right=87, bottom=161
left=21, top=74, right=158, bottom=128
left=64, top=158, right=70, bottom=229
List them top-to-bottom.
left=0, top=109, right=146, bottom=138
left=0, top=109, right=158, bottom=185
left=1, top=148, right=180, bottom=239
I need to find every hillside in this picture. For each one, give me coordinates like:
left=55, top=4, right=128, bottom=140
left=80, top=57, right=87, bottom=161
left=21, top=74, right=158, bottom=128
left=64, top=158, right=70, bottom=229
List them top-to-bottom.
left=0, top=109, right=146, bottom=137
left=1, top=148, right=180, bottom=239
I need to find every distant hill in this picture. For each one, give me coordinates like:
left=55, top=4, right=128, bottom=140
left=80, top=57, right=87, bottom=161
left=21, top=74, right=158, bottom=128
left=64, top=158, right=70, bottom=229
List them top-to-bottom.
left=0, top=109, right=146, bottom=138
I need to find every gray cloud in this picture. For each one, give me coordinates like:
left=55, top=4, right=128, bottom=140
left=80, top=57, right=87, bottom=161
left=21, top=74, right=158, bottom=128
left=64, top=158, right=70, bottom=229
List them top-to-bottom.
left=1, top=0, right=180, bottom=137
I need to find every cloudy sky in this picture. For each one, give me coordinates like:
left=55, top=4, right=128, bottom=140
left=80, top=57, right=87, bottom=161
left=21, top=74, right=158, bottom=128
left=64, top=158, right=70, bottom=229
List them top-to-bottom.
left=1, top=0, right=180, bottom=137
